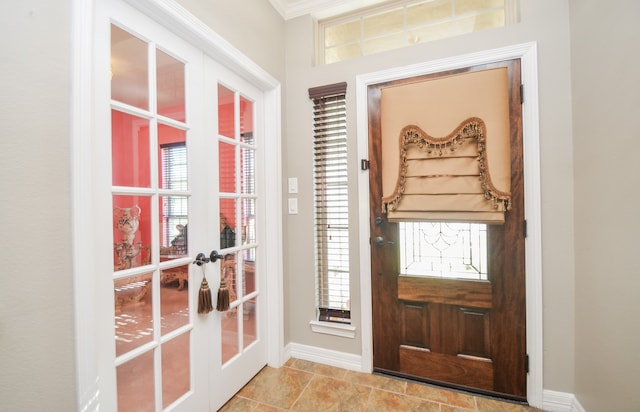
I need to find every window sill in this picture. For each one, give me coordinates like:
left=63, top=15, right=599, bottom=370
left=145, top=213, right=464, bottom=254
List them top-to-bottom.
left=309, top=320, right=356, bottom=339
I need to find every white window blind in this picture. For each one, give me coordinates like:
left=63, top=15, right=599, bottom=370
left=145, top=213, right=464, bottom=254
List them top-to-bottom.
left=309, top=82, right=350, bottom=324
left=161, top=143, right=188, bottom=249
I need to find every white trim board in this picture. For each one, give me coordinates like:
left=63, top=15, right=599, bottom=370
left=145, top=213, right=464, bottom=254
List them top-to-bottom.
left=355, top=42, right=543, bottom=408
left=285, top=343, right=363, bottom=372
left=543, top=390, right=587, bottom=412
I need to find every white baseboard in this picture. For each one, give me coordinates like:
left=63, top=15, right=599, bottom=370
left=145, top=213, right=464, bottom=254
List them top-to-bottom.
left=284, top=342, right=363, bottom=372
left=284, top=343, right=585, bottom=412
left=542, top=390, right=586, bottom=412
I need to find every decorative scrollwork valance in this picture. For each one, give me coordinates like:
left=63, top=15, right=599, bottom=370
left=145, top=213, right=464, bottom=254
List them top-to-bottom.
left=381, top=117, right=511, bottom=223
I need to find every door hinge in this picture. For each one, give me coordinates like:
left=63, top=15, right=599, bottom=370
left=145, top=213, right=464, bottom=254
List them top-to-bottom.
left=520, top=84, right=524, bottom=104
left=361, top=159, right=370, bottom=170
left=524, top=219, right=527, bottom=238
left=525, top=354, right=530, bottom=373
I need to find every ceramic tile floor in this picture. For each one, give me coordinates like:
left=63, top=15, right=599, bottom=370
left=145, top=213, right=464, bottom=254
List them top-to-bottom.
left=219, top=358, right=544, bottom=411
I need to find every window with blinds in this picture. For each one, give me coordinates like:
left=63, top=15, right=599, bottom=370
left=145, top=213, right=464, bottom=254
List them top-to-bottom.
left=309, top=82, right=350, bottom=324
left=241, top=132, right=256, bottom=261
left=161, top=143, right=188, bottom=249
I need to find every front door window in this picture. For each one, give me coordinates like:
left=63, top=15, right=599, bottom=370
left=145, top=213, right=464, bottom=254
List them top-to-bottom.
left=399, top=221, right=488, bottom=280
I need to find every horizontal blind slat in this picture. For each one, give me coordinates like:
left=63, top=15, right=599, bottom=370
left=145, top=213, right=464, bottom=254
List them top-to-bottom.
left=311, top=86, right=350, bottom=318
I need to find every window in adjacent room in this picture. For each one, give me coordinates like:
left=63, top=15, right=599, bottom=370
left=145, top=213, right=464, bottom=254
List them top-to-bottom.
left=309, top=82, right=350, bottom=324
left=161, top=142, right=188, bottom=252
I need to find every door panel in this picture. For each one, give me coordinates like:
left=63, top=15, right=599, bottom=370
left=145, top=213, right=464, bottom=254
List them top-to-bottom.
left=102, top=2, right=266, bottom=410
left=108, top=9, right=204, bottom=410
left=207, top=58, right=266, bottom=412
left=369, top=59, right=526, bottom=400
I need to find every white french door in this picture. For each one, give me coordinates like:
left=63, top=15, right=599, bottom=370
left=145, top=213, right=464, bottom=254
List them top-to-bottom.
left=94, top=1, right=267, bottom=410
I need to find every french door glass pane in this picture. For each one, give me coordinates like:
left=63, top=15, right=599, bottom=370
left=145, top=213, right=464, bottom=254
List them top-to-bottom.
left=111, top=25, right=149, bottom=110
left=156, top=49, right=185, bottom=122
left=218, top=84, right=235, bottom=139
left=239, top=96, right=253, bottom=142
left=111, top=110, right=151, bottom=188
left=158, top=126, right=187, bottom=190
left=219, top=141, right=236, bottom=193
left=240, top=145, right=255, bottom=195
left=113, top=195, right=152, bottom=270
left=159, top=196, right=188, bottom=260
left=219, top=198, right=236, bottom=248
left=242, top=198, right=256, bottom=244
left=243, top=248, right=256, bottom=295
left=221, top=252, right=238, bottom=306
left=160, top=264, right=189, bottom=335
left=114, top=273, right=153, bottom=357
left=243, top=298, right=257, bottom=349
left=221, top=308, right=239, bottom=364
left=161, top=333, right=190, bottom=408
left=117, top=350, right=155, bottom=412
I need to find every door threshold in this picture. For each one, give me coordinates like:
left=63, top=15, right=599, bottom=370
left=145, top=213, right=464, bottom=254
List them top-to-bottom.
left=372, top=367, right=529, bottom=406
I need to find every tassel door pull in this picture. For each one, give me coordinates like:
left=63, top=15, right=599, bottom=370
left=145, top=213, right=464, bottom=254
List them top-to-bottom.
left=193, top=253, right=213, bottom=314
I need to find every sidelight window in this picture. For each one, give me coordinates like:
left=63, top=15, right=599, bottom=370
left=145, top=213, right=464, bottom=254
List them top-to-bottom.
left=309, top=82, right=350, bottom=324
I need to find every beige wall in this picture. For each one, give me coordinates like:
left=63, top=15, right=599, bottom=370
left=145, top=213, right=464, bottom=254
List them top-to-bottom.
left=175, top=0, right=286, bottom=82
left=284, top=0, right=577, bottom=393
left=0, top=1, right=76, bottom=410
left=571, top=1, right=640, bottom=411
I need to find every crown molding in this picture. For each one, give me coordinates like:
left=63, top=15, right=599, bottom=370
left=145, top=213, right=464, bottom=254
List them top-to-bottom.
left=269, top=0, right=387, bottom=20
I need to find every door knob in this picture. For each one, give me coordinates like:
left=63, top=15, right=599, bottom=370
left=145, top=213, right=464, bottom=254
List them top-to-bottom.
left=373, top=236, right=395, bottom=247
left=210, top=250, right=224, bottom=263
left=193, top=252, right=210, bottom=265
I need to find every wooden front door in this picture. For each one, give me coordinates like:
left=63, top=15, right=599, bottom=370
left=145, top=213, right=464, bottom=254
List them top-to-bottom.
left=368, top=59, right=527, bottom=401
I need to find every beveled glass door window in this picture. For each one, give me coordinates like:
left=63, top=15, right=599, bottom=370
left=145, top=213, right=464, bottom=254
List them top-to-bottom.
left=398, top=221, right=488, bottom=280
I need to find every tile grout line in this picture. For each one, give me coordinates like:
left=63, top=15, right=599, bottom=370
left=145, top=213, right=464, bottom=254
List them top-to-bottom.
left=241, top=360, right=533, bottom=411
left=285, top=367, right=317, bottom=411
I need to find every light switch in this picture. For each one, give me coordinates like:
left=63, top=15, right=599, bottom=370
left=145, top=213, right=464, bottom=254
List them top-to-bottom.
left=288, top=177, right=298, bottom=194
left=288, top=198, right=298, bottom=214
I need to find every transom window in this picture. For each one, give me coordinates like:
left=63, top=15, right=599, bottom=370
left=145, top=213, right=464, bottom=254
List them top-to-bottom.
left=318, top=0, right=519, bottom=65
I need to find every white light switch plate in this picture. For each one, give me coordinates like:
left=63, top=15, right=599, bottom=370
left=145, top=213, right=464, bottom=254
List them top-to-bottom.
left=288, top=177, right=298, bottom=194
left=288, top=198, right=298, bottom=214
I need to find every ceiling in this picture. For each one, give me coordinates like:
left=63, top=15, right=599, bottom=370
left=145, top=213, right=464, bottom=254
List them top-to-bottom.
left=268, top=0, right=390, bottom=20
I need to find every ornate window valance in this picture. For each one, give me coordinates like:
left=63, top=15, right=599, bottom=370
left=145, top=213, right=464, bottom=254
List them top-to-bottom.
left=381, top=117, right=511, bottom=224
